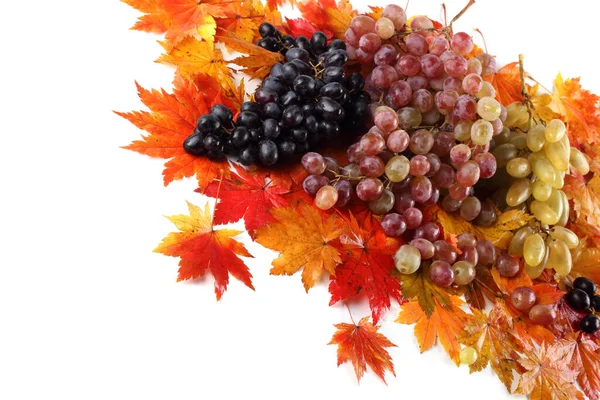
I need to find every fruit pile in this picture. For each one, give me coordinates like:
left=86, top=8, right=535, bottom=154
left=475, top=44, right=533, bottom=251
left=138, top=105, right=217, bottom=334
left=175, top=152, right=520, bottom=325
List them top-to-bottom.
left=121, top=0, right=600, bottom=396
left=183, top=23, right=370, bottom=167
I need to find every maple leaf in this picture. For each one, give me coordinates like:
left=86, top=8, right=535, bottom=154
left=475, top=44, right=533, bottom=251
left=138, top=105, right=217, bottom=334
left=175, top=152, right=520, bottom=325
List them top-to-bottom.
left=122, top=0, right=227, bottom=48
left=214, top=0, right=264, bottom=43
left=266, top=0, right=295, bottom=12
left=297, top=0, right=357, bottom=40
left=366, top=6, right=383, bottom=20
left=285, top=18, right=334, bottom=40
left=216, top=32, right=285, bottom=81
left=157, top=36, right=234, bottom=85
left=483, top=61, right=524, bottom=106
left=553, top=73, right=600, bottom=147
left=117, top=75, right=235, bottom=189
left=528, top=83, right=561, bottom=122
left=262, top=162, right=310, bottom=191
left=203, top=167, right=290, bottom=233
left=567, top=175, right=600, bottom=248
left=155, top=201, right=254, bottom=300
left=255, top=204, right=343, bottom=292
left=429, top=205, right=533, bottom=250
left=328, top=213, right=401, bottom=324
left=571, top=238, right=600, bottom=284
left=491, top=259, right=532, bottom=294
left=399, top=263, right=453, bottom=317
left=463, top=264, right=499, bottom=310
left=396, top=296, right=467, bottom=364
left=549, top=298, right=587, bottom=338
left=459, top=305, right=520, bottom=391
left=329, top=316, right=396, bottom=383
left=556, top=332, right=600, bottom=400
left=516, top=342, right=584, bottom=400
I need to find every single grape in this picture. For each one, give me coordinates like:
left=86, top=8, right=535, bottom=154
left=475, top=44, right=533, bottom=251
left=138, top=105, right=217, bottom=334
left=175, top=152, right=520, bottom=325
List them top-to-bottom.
left=382, top=4, right=407, bottom=29
left=410, top=15, right=433, bottom=35
left=350, top=16, right=376, bottom=36
left=375, top=17, right=395, bottom=39
left=451, top=32, right=474, bottom=56
left=359, top=33, right=382, bottom=53
left=406, top=33, right=428, bottom=56
left=429, top=36, right=450, bottom=56
left=374, top=44, right=398, bottom=66
left=420, top=54, right=444, bottom=78
left=444, top=55, right=468, bottom=77
left=462, top=74, right=483, bottom=95
left=453, top=95, right=477, bottom=121
left=374, top=107, right=399, bottom=132
left=409, top=129, right=435, bottom=155
left=387, top=130, right=410, bottom=153
left=431, top=131, right=455, bottom=157
left=360, top=132, right=386, bottom=156
left=347, top=142, right=366, bottom=163
left=450, top=144, right=471, bottom=164
left=301, top=152, right=326, bottom=175
left=385, top=155, right=410, bottom=182
left=410, top=155, right=431, bottom=176
left=456, top=160, right=480, bottom=187
left=341, top=163, right=361, bottom=179
left=433, top=164, right=456, bottom=189
left=410, top=175, right=433, bottom=203
left=356, top=177, right=384, bottom=201
left=449, top=183, right=471, bottom=201
left=315, top=185, right=339, bottom=210
left=369, top=189, right=395, bottom=214
left=441, top=195, right=462, bottom=212
left=460, top=196, right=482, bottom=221
left=474, top=201, right=497, bottom=226
left=403, top=207, right=423, bottom=229
left=381, top=213, right=407, bottom=237
left=410, top=238, right=435, bottom=259
left=476, top=239, right=496, bottom=266
left=394, top=245, right=422, bottom=274
left=458, top=245, right=479, bottom=266
left=496, top=253, right=520, bottom=277
left=430, top=260, right=454, bottom=287
left=452, top=261, right=475, bottom=285
left=573, top=277, right=596, bottom=297
left=511, top=287, right=537, bottom=312
left=566, top=288, right=591, bottom=311
left=529, top=304, right=556, bottom=325
left=581, top=314, right=600, bottom=334
left=460, top=347, right=478, bottom=365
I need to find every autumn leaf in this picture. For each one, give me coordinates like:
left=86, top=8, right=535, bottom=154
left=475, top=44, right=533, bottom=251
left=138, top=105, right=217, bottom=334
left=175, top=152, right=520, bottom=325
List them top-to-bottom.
left=122, top=0, right=228, bottom=48
left=214, top=0, right=262, bottom=43
left=266, top=0, right=294, bottom=12
left=297, top=0, right=357, bottom=40
left=366, top=6, right=383, bottom=20
left=285, top=18, right=333, bottom=40
left=216, top=32, right=285, bottom=81
left=157, top=36, right=234, bottom=85
left=483, top=61, right=524, bottom=106
left=553, top=73, right=600, bottom=147
left=117, top=75, right=235, bottom=189
left=528, top=83, right=561, bottom=122
left=263, top=162, right=309, bottom=191
left=203, top=166, right=290, bottom=233
left=567, top=175, right=600, bottom=247
left=155, top=201, right=254, bottom=300
left=255, top=204, right=343, bottom=292
left=429, top=205, right=533, bottom=250
left=328, top=213, right=401, bottom=324
left=571, top=238, right=600, bottom=285
left=491, top=260, right=532, bottom=294
left=399, top=263, right=453, bottom=317
left=463, top=264, right=499, bottom=310
left=396, top=296, right=467, bottom=364
left=548, top=298, right=587, bottom=338
left=459, top=305, right=520, bottom=391
left=329, top=316, right=396, bottom=383
left=554, top=332, right=600, bottom=400
left=516, top=342, right=584, bottom=400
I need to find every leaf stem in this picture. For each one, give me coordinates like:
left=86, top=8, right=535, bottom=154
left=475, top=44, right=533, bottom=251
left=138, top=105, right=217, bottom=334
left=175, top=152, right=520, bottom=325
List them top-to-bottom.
left=345, top=303, right=357, bottom=325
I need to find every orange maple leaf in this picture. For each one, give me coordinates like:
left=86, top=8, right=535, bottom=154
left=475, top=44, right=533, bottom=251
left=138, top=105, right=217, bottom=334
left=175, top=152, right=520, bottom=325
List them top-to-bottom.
left=122, top=0, right=228, bottom=48
left=215, top=0, right=264, bottom=43
left=297, top=0, right=357, bottom=40
left=216, top=32, right=285, bottom=81
left=483, top=61, right=524, bottom=106
left=553, top=73, right=600, bottom=147
left=117, top=75, right=235, bottom=189
left=567, top=175, right=600, bottom=247
left=154, top=201, right=254, bottom=300
left=255, top=204, right=343, bottom=292
left=571, top=238, right=600, bottom=285
left=399, top=263, right=454, bottom=317
left=396, top=296, right=467, bottom=364
left=459, top=305, right=520, bottom=391
left=329, top=316, right=396, bottom=383
left=557, top=332, right=600, bottom=400
left=516, top=342, right=584, bottom=400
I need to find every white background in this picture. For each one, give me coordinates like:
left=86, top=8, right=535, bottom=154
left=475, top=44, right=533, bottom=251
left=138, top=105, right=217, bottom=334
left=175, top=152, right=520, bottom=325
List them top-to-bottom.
left=1, top=0, right=598, bottom=399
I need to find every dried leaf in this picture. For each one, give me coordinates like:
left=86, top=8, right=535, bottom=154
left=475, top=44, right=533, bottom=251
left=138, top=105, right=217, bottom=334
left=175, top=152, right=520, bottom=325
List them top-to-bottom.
left=297, top=0, right=357, bottom=40
left=483, top=62, right=524, bottom=105
left=154, top=202, right=253, bottom=299
left=571, top=238, right=600, bottom=285
left=399, top=264, right=453, bottom=317
left=329, top=316, right=396, bottom=383
left=556, top=332, right=600, bottom=400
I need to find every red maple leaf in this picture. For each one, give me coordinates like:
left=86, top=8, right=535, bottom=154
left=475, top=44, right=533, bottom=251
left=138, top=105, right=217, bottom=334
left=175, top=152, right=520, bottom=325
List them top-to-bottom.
left=285, top=18, right=333, bottom=40
left=203, top=166, right=290, bottom=233
left=329, top=213, right=401, bottom=324
left=329, top=316, right=396, bottom=383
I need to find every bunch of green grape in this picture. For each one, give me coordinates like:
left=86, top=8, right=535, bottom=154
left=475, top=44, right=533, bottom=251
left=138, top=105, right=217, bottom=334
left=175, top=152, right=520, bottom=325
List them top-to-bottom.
left=489, top=102, right=590, bottom=278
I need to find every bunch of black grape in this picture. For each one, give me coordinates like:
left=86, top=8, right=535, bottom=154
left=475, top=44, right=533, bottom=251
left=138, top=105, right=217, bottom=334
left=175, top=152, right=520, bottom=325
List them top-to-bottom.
left=183, top=23, right=371, bottom=167
left=565, top=277, right=600, bottom=334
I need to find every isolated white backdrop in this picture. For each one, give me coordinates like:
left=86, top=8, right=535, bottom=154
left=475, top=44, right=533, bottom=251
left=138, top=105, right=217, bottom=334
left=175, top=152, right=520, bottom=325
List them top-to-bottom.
left=1, top=1, right=599, bottom=399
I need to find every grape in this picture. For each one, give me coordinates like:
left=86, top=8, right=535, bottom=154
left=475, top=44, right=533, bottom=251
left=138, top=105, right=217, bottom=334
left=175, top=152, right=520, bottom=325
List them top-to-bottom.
left=381, top=4, right=407, bottom=29
left=350, top=16, right=376, bottom=36
left=410, top=16, right=433, bottom=35
left=375, top=17, right=395, bottom=40
left=345, top=29, right=360, bottom=47
left=450, top=32, right=474, bottom=56
left=359, top=33, right=382, bottom=53
left=404, top=33, right=428, bottom=55
left=374, top=44, right=398, bottom=65
left=356, top=48, right=375, bottom=65
left=440, top=49, right=457, bottom=63
left=476, top=53, right=497, bottom=75
left=420, top=54, right=444, bottom=78
left=396, top=55, right=421, bottom=77
left=444, top=55, right=468, bottom=77
left=467, top=58, right=483, bottom=75
left=372, top=65, right=399, bottom=88
left=462, top=74, right=483, bottom=95
left=407, top=75, right=429, bottom=91
left=387, top=80, right=413, bottom=108
left=476, top=81, right=496, bottom=99
left=412, top=89, right=434, bottom=113
left=435, top=90, right=459, bottom=113
left=454, top=95, right=477, bottom=121
left=476, top=97, right=502, bottom=121
left=374, top=107, right=399, bottom=132
left=397, top=107, right=423, bottom=129
left=545, top=119, right=566, bottom=143
left=454, top=120, right=473, bottom=141
left=409, top=129, right=434, bottom=154
left=387, top=130, right=410, bottom=152
left=431, top=131, right=455, bottom=157
left=360, top=132, right=386, bottom=155
left=545, top=135, right=570, bottom=172
left=347, top=142, right=366, bottom=163
left=450, top=144, right=471, bottom=164
left=570, top=147, right=590, bottom=175
left=301, top=152, right=326, bottom=175
left=425, top=153, right=441, bottom=176
left=385, top=155, right=410, bottom=182
left=410, top=155, right=431, bottom=176
left=506, top=157, right=532, bottom=178
left=456, top=161, right=480, bottom=187
left=341, top=163, right=361, bottom=179
left=432, top=164, right=457, bottom=188
left=303, top=174, right=329, bottom=196
left=410, top=175, right=433, bottom=203
left=356, top=177, right=384, bottom=201
left=332, top=179, right=353, bottom=208
left=449, top=183, right=471, bottom=201
left=315, top=185, right=338, bottom=210
left=369, top=189, right=395, bottom=214
left=442, top=195, right=462, bottom=212
left=460, top=196, right=481, bottom=221
left=530, top=200, right=559, bottom=225
left=474, top=201, right=497, bottom=226
left=403, top=207, right=423, bottom=229
left=381, top=213, right=407, bottom=237
left=549, top=226, right=579, bottom=249
left=457, top=234, right=477, bottom=249
left=523, top=234, right=546, bottom=267
left=408, top=238, right=434, bottom=259
left=476, top=239, right=497, bottom=266
left=394, top=245, right=422, bottom=274
left=457, top=245, right=479, bottom=266
left=496, top=253, right=520, bottom=277
left=430, top=260, right=454, bottom=287
left=452, top=261, right=475, bottom=285
left=511, top=287, right=536, bottom=312
left=566, top=288, right=590, bottom=311
left=592, top=296, right=600, bottom=311
left=529, top=304, right=556, bottom=325
left=581, top=315, right=600, bottom=334
left=460, top=347, right=478, bottom=365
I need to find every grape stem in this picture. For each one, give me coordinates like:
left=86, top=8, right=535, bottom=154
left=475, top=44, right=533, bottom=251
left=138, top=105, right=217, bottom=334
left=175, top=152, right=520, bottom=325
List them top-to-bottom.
left=446, top=0, right=476, bottom=31
left=518, top=54, right=543, bottom=126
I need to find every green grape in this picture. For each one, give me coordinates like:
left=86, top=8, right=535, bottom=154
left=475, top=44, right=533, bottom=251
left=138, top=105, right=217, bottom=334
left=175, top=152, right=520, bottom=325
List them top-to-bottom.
left=476, top=81, right=496, bottom=99
left=476, top=96, right=502, bottom=121
left=504, top=102, right=526, bottom=126
left=471, top=119, right=494, bottom=145
left=545, top=119, right=566, bottom=143
left=454, top=120, right=473, bottom=141
left=526, top=125, right=546, bottom=152
left=494, top=127, right=512, bottom=145
left=510, top=133, right=528, bottom=150
left=544, top=134, right=570, bottom=172
left=493, top=144, right=518, bottom=168
left=570, top=147, right=590, bottom=175
left=385, top=155, right=410, bottom=182
left=506, top=157, right=531, bottom=178
left=532, top=158, right=556, bottom=184
left=551, top=169, right=565, bottom=189
left=506, top=178, right=531, bottom=207
left=532, top=179, right=552, bottom=201
left=544, top=188, right=564, bottom=220
left=556, top=189, right=569, bottom=227
left=530, top=200, right=559, bottom=225
left=509, top=226, right=534, bottom=257
left=549, top=226, right=579, bottom=249
left=523, top=233, right=546, bottom=267
left=547, top=239, right=572, bottom=275
left=394, top=245, right=421, bottom=274
left=525, top=246, right=549, bottom=279
left=452, top=261, right=476, bottom=285
left=460, top=346, right=478, bottom=365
